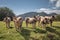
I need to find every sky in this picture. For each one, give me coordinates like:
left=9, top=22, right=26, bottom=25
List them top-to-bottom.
left=0, top=0, right=60, bottom=15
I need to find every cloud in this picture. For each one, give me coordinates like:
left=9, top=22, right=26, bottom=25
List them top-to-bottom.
left=49, top=0, right=60, bottom=9
left=50, top=0, right=57, bottom=2
left=56, top=0, right=60, bottom=7
left=36, top=8, right=60, bottom=14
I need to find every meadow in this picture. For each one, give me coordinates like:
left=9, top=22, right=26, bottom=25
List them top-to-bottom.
left=0, top=21, right=60, bottom=40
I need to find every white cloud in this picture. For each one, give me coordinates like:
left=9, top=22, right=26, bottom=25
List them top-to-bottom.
left=49, top=0, right=60, bottom=8
left=49, top=0, right=57, bottom=3
left=56, top=0, right=60, bottom=7
left=36, top=8, right=60, bottom=14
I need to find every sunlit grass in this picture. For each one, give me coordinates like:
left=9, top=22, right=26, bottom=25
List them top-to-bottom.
left=0, top=21, right=60, bottom=40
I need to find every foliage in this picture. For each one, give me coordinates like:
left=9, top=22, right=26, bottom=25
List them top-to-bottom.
left=0, top=7, right=15, bottom=21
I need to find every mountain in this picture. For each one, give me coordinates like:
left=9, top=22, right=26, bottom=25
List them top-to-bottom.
left=18, top=12, right=57, bottom=19
left=48, top=13, right=57, bottom=16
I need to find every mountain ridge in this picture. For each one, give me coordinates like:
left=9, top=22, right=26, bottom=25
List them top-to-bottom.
left=17, top=12, right=57, bottom=19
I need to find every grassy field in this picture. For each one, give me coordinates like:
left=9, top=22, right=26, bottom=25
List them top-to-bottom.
left=0, top=21, right=60, bottom=40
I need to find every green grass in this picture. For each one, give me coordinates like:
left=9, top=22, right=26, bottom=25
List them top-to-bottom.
left=0, top=21, right=60, bottom=40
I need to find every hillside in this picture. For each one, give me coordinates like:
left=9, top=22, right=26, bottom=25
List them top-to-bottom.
left=18, top=12, right=57, bottom=19
left=18, top=12, right=48, bottom=17
left=48, top=13, right=57, bottom=16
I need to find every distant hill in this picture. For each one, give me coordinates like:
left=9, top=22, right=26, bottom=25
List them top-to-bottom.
left=18, top=12, right=57, bottom=19
left=48, top=13, right=57, bottom=16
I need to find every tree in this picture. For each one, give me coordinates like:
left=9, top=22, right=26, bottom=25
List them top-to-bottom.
left=0, top=7, right=15, bottom=21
